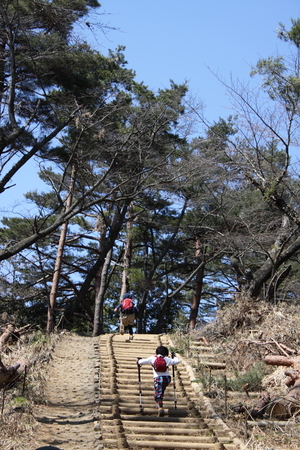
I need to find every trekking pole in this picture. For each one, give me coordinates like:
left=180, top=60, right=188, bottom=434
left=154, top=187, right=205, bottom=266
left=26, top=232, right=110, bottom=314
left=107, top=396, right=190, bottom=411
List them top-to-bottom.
left=171, top=351, right=177, bottom=409
left=136, top=358, right=143, bottom=414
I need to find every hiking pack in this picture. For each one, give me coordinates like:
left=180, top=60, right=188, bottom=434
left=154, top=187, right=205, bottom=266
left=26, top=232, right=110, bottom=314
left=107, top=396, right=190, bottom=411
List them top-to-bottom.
left=121, top=298, right=134, bottom=313
left=152, top=355, right=167, bottom=372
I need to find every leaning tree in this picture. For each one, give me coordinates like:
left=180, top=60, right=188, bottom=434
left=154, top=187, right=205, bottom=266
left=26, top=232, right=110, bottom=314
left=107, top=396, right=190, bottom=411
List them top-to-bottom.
left=205, top=18, right=300, bottom=303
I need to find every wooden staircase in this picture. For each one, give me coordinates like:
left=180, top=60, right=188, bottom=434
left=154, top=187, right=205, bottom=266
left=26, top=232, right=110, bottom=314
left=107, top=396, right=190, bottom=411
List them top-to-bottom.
left=98, top=333, right=242, bottom=450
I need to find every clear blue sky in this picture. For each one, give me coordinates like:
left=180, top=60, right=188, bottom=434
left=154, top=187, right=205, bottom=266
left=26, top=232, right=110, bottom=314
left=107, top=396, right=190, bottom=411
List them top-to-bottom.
left=1, top=0, right=300, bottom=215
left=95, top=0, right=300, bottom=122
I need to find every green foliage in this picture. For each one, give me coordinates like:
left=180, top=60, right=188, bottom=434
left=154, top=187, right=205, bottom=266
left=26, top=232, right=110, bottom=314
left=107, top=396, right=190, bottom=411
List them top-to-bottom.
left=1, top=3, right=300, bottom=336
left=277, top=18, right=300, bottom=48
left=251, top=19, right=300, bottom=106
left=0, top=217, right=36, bottom=242
left=128, top=268, right=145, bottom=287
left=29, top=331, right=50, bottom=346
left=198, top=362, right=266, bottom=392
left=227, top=362, right=266, bottom=391
left=10, top=396, right=29, bottom=409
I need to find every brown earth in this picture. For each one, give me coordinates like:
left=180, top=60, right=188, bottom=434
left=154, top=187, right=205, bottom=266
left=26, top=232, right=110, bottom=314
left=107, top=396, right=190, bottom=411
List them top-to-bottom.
left=30, top=333, right=100, bottom=450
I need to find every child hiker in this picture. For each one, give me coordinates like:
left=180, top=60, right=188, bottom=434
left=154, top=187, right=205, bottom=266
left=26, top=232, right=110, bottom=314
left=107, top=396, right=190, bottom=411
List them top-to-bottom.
left=114, top=293, right=138, bottom=339
left=137, top=345, right=180, bottom=417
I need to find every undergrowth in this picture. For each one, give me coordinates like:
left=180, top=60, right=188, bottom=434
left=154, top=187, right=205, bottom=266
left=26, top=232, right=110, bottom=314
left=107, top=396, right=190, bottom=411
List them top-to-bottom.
left=171, top=298, right=300, bottom=450
left=0, top=330, right=58, bottom=450
left=197, top=361, right=266, bottom=392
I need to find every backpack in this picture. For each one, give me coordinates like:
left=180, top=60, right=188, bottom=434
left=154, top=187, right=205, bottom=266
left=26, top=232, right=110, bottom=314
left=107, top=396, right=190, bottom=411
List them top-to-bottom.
left=121, top=298, right=134, bottom=313
left=152, top=355, right=167, bottom=372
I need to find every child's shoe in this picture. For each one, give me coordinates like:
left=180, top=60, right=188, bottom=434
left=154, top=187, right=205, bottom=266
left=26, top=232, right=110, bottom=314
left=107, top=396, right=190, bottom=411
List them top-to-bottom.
left=129, top=335, right=134, bottom=340
left=157, top=407, right=164, bottom=417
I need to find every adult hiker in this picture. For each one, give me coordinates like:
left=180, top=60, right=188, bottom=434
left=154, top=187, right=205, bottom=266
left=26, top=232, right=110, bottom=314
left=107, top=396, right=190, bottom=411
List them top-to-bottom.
left=114, top=293, right=138, bottom=339
left=137, top=345, right=180, bottom=417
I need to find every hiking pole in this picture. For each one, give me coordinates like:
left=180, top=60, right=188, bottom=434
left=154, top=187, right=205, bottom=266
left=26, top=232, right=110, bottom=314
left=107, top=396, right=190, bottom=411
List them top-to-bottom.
left=171, top=351, right=177, bottom=409
left=136, top=358, right=143, bottom=414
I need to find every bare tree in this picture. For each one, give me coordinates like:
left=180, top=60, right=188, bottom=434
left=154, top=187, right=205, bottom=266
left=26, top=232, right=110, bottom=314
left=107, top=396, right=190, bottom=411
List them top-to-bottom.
left=208, top=19, right=300, bottom=301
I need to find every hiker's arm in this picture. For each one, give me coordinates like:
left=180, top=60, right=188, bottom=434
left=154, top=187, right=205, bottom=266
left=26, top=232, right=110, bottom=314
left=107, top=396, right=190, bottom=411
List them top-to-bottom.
left=137, top=356, right=153, bottom=365
left=167, top=356, right=181, bottom=365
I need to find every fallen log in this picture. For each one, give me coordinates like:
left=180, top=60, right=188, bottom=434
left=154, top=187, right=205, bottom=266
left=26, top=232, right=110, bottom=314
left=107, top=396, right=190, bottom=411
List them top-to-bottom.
left=265, top=353, right=300, bottom=419
left=265, top=355, right=297, bottom=367
left=269, top=396, right=300, bottom=418
left=246, top=420, right=296, bottom=427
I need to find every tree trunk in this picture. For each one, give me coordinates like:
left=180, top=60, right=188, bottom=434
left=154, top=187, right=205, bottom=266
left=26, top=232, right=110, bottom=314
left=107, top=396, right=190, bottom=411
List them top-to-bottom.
left=47, top=161, right=77, bottom=334
left=93, top=195, right=121, bottom=336
left=138, top=200, right=188, bottom=333
left=65, top=201, right=130, bottom=324
left=120, top=202, right=134, bottom=301
left=92, top=214, right=107, bottom=336
left=244, top=216, right=300, bottom=299
left=189, top=237, right=205, bottom=330
left=93, top=248, right=112, bottom=336
left=154, top=262, right=170, bottom=333
left=137, top=291, right=148, bottom=333
left=154, top=296, right=171, bottom=334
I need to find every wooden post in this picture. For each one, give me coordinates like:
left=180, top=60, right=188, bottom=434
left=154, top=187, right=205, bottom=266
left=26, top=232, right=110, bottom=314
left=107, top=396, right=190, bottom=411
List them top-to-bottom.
left=224, top=374, right=228, bottom=418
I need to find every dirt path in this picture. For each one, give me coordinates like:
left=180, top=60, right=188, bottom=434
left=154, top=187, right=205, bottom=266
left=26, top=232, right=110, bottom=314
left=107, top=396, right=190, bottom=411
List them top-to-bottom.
left=31, top=333, right=100, bottom=450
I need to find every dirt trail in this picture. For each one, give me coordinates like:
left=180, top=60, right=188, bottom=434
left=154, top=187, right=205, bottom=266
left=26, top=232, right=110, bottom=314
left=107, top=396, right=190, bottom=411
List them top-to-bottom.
left=31, top=333, right=100, bottom=450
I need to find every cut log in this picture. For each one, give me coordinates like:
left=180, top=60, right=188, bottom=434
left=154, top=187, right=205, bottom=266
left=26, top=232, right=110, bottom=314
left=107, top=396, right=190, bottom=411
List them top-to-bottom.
left=264, top=353, right=300, bottom=419
left=265, top=355, right=296, bottom=367
left=285, top=370, right=300, bottom=387
left=271, top=379, right=300, bottom=419
left=269, top=396, right=300, bottom=419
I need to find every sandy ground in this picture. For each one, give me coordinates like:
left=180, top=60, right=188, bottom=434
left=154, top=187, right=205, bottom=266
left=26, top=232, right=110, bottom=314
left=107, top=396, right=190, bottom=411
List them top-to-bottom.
left=31, top=333, right=100, bottom=450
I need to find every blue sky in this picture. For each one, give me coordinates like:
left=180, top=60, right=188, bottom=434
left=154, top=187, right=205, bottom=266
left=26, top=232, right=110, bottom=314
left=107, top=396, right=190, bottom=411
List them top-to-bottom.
left=1, top=0, right=300, bottom=215
left=95, top=0, right=300, bottom=122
